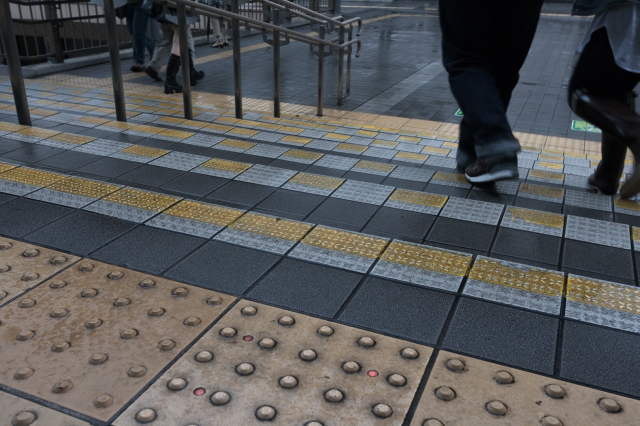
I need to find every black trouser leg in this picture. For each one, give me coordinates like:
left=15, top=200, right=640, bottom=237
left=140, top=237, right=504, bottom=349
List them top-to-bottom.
left=440, top=0, right=543, bottom=163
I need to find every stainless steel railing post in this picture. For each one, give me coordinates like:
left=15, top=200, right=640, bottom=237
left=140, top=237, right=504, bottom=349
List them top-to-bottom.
left=0, top=0, right=31, bottom=126
left=103, top=0, right=127, bottom=122
left=231, top=0, right=243, bottom=119
left=177, top=3, right=193, bottom=119
left=272, top=8, right=280, bottom=118
left=346, top=24, right=352, bottom=96
left=317, top=25, right=324, bottom=116
left=337, top=25, right=344, bottom=105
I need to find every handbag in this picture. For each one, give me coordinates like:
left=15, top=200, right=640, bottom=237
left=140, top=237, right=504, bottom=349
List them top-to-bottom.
left=141, top=0, right=163, bottom=18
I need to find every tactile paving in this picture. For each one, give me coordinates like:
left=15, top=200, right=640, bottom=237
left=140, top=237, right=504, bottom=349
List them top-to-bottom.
left=6, top=127, right=60, bottom=142
left=110, top=145, right=169, bottom=163
left=279, top=149, right=323, bottom=164
left=315, top=154, right=359, bottom=170
left=351, top=160, right=396, bottom=176
left=235, top=164, right=297, bottom=187
left=389, top=166, right=434, bottom=183
left=0, top=167, right=67, bottom=196
left=527, top=169, right=565, bottom=184
left=283, top=172, right=344, bottom=196
left=429, top=172, right=471, bottom=189
left=27, top=176, right=122, bottom=208
left=331, top=180, right=394, bottom=205
left=517, top=183, right=564, bottom=203
left=84, top=187, right=180, bottom=223
left=384, top=189, right=447, bottom=215
left=564, top=189, right=611, bottom=211
left=440, top=197, right=504, bottom=225
left=613, top=198, right=640, bottom=217
left=146, top=200, right=244, bottom=238
left=500, top=206, right=564, bottom=237
left=215, top=211, right=313, bottom=254
left=564, top=215, right=630, bottom=249
left=290, top=226, right=389, bottom=273
left=0, top=237, right=79, bottom=304
left=372, top=241, right=471, bottom=292
left=464, top=257, right=565, bottom=314
left=0, top=260, right=234, bottom=421
left=566, top=274, right=640, bottom=333
left=114, top=301, right=432, bottom=426
left=411, top=350, right=640, bottom=426
left=0, top=389, right=90, bottom=425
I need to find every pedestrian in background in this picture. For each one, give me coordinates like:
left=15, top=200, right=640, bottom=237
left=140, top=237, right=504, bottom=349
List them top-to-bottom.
left=126, top=0, right=155, bottom=72
left=439, top=0, right=544, bottom=183
left=569, top=0, right=640, bottom=198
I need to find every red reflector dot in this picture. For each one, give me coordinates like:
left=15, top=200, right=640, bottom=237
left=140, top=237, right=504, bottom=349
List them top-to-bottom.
left=243, top=335, right=254, bottom=341
left=367, top=370, right=379, bottom=377
left=193, top=387, right=206, bottom=396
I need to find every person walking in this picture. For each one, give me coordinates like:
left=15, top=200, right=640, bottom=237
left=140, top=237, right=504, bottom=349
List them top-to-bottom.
left=126, top=0, right=155, bottom=72
left=439, top=0, right=544, bottom=183
left=568, top=0, right=640, bottom=198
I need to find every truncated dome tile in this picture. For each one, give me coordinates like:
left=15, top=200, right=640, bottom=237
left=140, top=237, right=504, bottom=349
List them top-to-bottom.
left=0, top=237, right=80, bottom=303
left=0, top=260, right=234, bottom=421
left=113, top=301, right=432, bottom=426
left=410, top=351, right=640, bottom=426
left=0, top=389, right=90, bottom=426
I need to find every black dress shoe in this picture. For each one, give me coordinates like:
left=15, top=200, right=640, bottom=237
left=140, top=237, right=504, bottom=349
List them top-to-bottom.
left=145, top=67, right=162, bottom=82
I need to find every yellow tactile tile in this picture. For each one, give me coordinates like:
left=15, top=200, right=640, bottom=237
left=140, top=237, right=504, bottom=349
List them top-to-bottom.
left=29, top=108, right=59, bottom=117
left=77, top=116, right=110, bottom=126
left=216, top=116, right=241, bottom=124
left=181, top=120, right=208, bottom=129
left=0, top=122, right=29, bottom=133
left=255, top=122, right=282, bottom=131
left=205, top=123, right=234, bottom=132
left=128, top=124, right=162, bottom=135
left=316, top=124, right=338, bottom=132
left=277, top=126, right=304, bottom=134
left=15, top=127, right=61, bottom=139
left=156, top=129, right=194, bottom=139
left=355, top=129, right=378, bottom=137
left=48, top=133, right=95, bottom=145
left=325, top=133, right=350, bottom=141
left=281, top=135, right=312, bottom=145
left=398, top=136, right=421, bottom=143
left=216, top=139, right=256, bottom=150
left=372, top=140, right=399, bottom=148
left=442, top=141, right=458, bottom=148
left=335, top=143, right=367, bottom=153
left=120, top=145, right=169, bottom=158
left=422, top=146, right=451, bottom=155
left=282, top=149, right=323, bottom=161
left=395, top=152, right=429, bottom=162
left=538, top=154, right=564, bottom=163
left=199, top=158, right=251, bottom=173
left=353, top=160, right=395, bottom=173
left=537, top=161, right=564, bottom=171
left=0, top=162, right=18, bottom=174
left=0, top=167, right=66, bottom=187
left=528, top=169, right=565, bottom=182
left=432, top=171, right=468, bottom=184
left=288, top=173, right=344, bottom=190
left=46, top=177, right=121, bottom=198
left=518, top=183, right=564, bottom=199
left=102, top=187, right=179, bottom=211
left=389, top=189, right=448, bottom=208
left=614, top=198, right=640, bottom=213
left=163, top=200, right=243, bottom=226
left=507, top=207, right=564, bottom=229
left=229, top=212, right=313, bottom=241
left=301, top=227, right=388, bottom=258
left=633, top=227, right=640, bottom=243
left=380, top=241, right=472, bottom=276
left=469, top=258, right=564, bottom=297
left=567, top=275, right=640, bottom=315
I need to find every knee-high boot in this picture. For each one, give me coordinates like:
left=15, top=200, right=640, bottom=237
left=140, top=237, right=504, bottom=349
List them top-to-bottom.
left=189, top=53, right=205, bottom=86
left=164, top=54, right=183, bottom=95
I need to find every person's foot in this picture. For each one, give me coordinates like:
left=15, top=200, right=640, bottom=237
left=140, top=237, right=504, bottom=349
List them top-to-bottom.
left=211, top=38, right=225, bottom=48
left=130, top=63, right=145, bottom=72
left=145, top=67, right=162, bottom=82
left=465, top=158, right=518, bottom=183
left=588, top=173, right=619, bottom=195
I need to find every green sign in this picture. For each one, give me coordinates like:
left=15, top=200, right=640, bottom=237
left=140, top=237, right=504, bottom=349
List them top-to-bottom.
left=455, top=109, right=464, bottom=117
left=571, top=120, right=601, bottom=133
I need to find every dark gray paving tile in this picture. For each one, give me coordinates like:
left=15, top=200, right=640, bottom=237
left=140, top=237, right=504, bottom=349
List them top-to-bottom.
left=105, top=133, right=145, bottom=144
left=136, top=138, right=175, bottom=149
left=0, top=139, right=29, bottom=155
left=164, top=142, right=209, bottom=155
left=2, top=145, right=65, bottom=164
left=201, top=148, right=241, bottom=160
left=36, top=151, right=102, bottom=171
left=233, top=154, right=273, bottom=165
left=75, top=157, right=141, bottom=178
left=268, top=159, right=309, bottom=171
left=116, top=164, right=183, bottom=188
left=305, top=165, right=346, bottom=178
left=343, top=171, right=386, bottom=184
left=161, top=172, right=228, bottom=198
left=381, top=177, right=426, bottom=191
left=207, top=181, right=276, bottom=207
left=425, top=184, right=470, bottom=198
left=256, top=189, right=325, bottom=217
left=0, top=193, right=16, bottom=206
left=515, top=197, right=563, bottom=214
left=0, top=198, right=72, bottom=238
left=306, top=198, right=379, bottom=228
left=563, top=205, right=614, bottom=222
left=364, top=207, right=434, bottom=240
left=26, top=210, right=135, bottom=255
left=615, top=213, right=640, bottom=228
left=426, top=217, right=496, bottom=252
left=91, top=225, right=204, bottom=274
left=491, top=228, right=561, bottom=265
left=562, top=240, right=634, bottom=281
left=165, top=241, right=280, bottom=294
left=490, top=254, right=559, bottom=270
left=247, top=258, right=362, bottom=317
left=339, top=277, right=455, bottom=344
left=443, top=297, right=558, bottom=374
left=561, top=320, right=640, bottom=397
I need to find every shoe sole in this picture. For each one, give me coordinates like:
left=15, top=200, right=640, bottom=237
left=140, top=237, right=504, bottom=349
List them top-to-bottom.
left=465, top=169, right=517, bottom=183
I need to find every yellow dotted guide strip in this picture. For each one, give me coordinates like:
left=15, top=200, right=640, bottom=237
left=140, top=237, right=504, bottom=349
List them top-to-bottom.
left=163, top=200, right=244, bottom=226
left=301, top=226, right=389, bottom=259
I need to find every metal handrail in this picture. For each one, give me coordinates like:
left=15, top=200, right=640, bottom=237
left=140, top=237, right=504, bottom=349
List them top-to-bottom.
left=268, top=0, right=362, bottom=35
